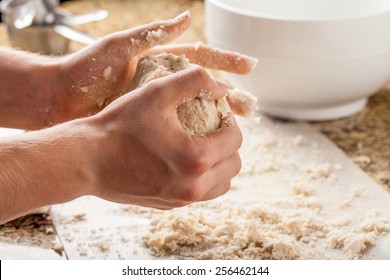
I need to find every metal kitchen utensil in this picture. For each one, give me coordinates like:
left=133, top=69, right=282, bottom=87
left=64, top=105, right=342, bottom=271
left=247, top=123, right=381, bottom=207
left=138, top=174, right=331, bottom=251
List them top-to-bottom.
left=1, top=0, right=106, bottom=54
left=1, top=0, right=58, bottom=26
left=39, top=0, right=59, bottom=25
left=13, top=1, right=35, bottom=29
left=54, top=9, right=108, bottom=26
left=6, top=24, right=71, bottom=54
left=53, top=24, right=98, bottom=45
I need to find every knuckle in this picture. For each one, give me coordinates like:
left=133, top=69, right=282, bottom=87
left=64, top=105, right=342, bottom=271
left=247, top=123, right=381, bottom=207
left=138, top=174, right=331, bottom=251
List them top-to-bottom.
left=187, top=65, right=212, bottom=89
left=237, top=128, right=244, bottom=148
left=178, top=149, right=211, bottom=176
left=233, top=153, right=242, bottom=176
left=221, top=181, right=232, bottom=196
left=178, top=182, right=204, bottom=202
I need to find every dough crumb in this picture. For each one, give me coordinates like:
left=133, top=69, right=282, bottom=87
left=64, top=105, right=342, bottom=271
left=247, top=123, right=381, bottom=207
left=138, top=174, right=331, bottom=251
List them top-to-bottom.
left=146, top=29, right=168, bottom=45
left=103, top=66, right=112, bottom=80
left=80, top=86, right=88, bottom=93
left=226, top=87, right=258, bottom=118
left=292, top=135, right=305, bottom=146
left=353, top=155, right=372, bottom=165
left=334, top=163, right=343, bottom=171
left=303, top=164, right=331, bottom=179
left=292, top=183, right=315, bottom=196
left=142, top=196, right=390, bottom=260
left=143, top=204, right=302, bottom=260
left=51, top=239, right=64, bottom=256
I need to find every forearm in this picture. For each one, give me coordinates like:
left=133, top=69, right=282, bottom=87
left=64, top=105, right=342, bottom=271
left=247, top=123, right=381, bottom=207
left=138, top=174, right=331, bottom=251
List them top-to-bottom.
left=0, top=47, right=62, bottom=130
left=0, top=120, right=95, bottom=224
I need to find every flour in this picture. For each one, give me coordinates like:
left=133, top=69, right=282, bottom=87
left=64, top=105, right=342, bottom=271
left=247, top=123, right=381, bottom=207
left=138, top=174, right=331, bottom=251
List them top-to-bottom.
left=145, top=29, right=167, bottom=45
left=103, top=66, right=112, bottom=80
left=140, top=119, right=390, bottom=260
left=142, top=190, right=390, bottom=260
left=143, top=203, right=302, bottom=260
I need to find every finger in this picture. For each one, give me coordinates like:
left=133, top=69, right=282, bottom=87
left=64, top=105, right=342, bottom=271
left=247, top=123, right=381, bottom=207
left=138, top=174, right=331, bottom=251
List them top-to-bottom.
left=108, top=11, right=192, bottom=59
left=146, top=43, right=258, bottom=74
left=143, top=65, right=230, bottom=108
left=226, top=88, right=258, bottom=118
left=190, top=116, right=243, bottom=165
left=167, top=151, right=240, bottom=204
left=189, top=151, right=240, bottom=202
left=199, top=152, right=241, bottom=201
left=201, top=181, right=231, bottom=202
left=113, top=194, right=188, bottom=210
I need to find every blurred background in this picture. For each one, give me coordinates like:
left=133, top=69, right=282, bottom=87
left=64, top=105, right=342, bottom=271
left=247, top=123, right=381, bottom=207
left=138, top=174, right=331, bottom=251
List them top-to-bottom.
left=0, top=0, right=72, bottom=22
left=0, top=0, right=203, bottom=54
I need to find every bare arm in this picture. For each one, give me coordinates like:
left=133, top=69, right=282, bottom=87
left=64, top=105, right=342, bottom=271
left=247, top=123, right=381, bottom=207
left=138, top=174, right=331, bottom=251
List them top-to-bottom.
left=0, top=12, right=256, bottom=130
left=0, top=12, right=253, bottom=224
left=0, top=12, right=192, bottom=130
left=0, top=48, right=61, bottom=130
left=0, top=67, right=242, bottom=225
left=0, top=119, right=93, bottom=223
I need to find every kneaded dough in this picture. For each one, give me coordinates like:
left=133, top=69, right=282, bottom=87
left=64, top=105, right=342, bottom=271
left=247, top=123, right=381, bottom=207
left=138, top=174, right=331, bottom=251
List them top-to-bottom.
left=131, top=54, right=232, bottom=136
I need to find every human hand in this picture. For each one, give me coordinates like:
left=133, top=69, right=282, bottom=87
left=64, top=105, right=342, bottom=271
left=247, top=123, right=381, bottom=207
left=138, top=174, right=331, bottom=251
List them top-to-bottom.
left=46, top=11, right=256, bottom=126
left=82, top=65, right=242, bottom=209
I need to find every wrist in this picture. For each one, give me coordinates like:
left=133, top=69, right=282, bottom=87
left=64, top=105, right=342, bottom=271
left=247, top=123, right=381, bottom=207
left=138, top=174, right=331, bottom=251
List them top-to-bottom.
left=0, top=47, right=65, bottom=130
left=32, top=56, right=66, bottom=128
left=0, top=118, right=98, bottom=223
left=28, top=118, right=99, bottom=204
left=48, top=118, right=99, bottom=200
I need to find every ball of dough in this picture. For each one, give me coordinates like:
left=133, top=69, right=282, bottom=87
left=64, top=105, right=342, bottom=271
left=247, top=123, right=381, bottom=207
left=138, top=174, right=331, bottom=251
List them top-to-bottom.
left=131, top=54, right=232, bottom=136
left=177, top=97, right=231, bottom=135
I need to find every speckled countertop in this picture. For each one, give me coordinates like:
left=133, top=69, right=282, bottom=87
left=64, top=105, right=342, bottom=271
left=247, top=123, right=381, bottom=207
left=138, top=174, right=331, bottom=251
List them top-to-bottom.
left=0, top=0, right=389, bottom=255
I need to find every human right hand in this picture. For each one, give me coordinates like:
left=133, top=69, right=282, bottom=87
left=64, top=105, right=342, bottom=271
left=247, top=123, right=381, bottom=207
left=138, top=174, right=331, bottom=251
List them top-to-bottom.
left=82, top=65, right=242, bottom=209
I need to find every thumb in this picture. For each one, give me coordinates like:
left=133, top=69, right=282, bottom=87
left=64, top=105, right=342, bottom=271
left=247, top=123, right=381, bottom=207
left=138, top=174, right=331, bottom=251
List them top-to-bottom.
left=145, top=65, right=230, bottom=108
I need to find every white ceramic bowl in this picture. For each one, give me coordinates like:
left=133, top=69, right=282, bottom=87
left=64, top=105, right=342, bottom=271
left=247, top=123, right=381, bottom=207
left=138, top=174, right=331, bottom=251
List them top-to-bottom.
left=205, top=0, right=390, bottom=120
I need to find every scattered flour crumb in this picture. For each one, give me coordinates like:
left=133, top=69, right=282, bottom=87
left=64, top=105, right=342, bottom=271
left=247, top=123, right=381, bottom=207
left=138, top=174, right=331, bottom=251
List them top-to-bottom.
left=145, top=29, right=168, bottom=45
left=130, top=38, right=141, bottom=46
left=103, top=66, right=112, bottom=80
left=80, top=86, right=88, bottom=93
left=198, top=89, right=212, bottom=100
left=263, top=135, right=278, bottom=148
left=292, top=135, right=305, bottom=146
left=353, top=155, right=372, bottom=165
left=334, top=163, right=343, bottom=171
left=303, top=164, right=331, bottom=179
left=292, top=183, right=315, bottom=196
left=141, top=184, right=389, bottom=260
left=143, top=204, right=302, bottom=260
left=59, top=213, right=86, bottom=224
left=72, top=213, right=86, bottom=222
left=45, top=227, right=54, bottom=235
left=328, top=230, right=377, bottom=259
left=51, top=239, right=64, bottom=256
left=91, top=240, right=110, bottom=252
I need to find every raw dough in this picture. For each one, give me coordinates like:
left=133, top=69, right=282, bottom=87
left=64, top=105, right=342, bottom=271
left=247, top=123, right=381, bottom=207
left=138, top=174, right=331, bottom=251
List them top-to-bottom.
left=131, top=53, right=255, bottom=135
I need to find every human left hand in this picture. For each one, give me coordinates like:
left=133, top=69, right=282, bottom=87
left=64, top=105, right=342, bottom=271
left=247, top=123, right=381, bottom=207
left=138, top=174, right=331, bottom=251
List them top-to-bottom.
left=45, top=11, right=256, bottom=126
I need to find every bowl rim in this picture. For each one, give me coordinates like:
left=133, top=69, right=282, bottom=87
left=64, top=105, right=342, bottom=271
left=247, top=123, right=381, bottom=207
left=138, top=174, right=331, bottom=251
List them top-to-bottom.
left=207, top=0, right=390, bottom=22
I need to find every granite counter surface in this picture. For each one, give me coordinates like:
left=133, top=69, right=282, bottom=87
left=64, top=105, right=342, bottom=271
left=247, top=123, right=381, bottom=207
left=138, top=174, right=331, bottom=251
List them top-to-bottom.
left=0, top=0, right=389, bottom=255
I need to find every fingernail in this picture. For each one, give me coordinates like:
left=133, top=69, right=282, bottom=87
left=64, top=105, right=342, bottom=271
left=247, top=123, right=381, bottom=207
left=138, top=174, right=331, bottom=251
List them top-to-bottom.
left=175, top=11, right=191, bottom=21
left=248, top=57, right=259, bottom=71
left=216, top=80, right=230, bottom=92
